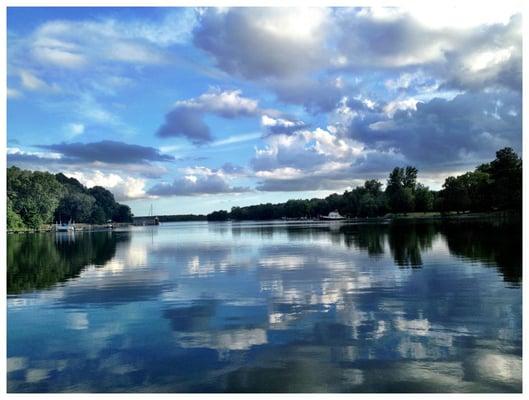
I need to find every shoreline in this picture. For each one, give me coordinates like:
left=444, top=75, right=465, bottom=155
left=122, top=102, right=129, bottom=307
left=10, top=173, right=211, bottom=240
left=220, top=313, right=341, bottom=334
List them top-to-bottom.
left=7, top=211, right=519, bottom=234
left=7, top=222, right=133, bottom=234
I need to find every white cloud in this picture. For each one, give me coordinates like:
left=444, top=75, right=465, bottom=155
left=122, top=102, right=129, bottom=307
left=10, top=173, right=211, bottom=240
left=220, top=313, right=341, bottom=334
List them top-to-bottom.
left=403, top=2, right=520, bottom=29
left=194, top=7, right=331, bottom=79
left=28, top=18, right=173, bottom=69
left=32, top=40, right=87, bottom=69
left=18, top=70, right=58, bottom=92
left=157, top=88, right=266, bottom=143
left=175, top=88, right=259, bottom=117
left=383, top=98, right=418, bottom=117
left=261, top=115, right=304, bottom=129
left=251, top=126, right=373, bottom=191
left=7, top=147, right=62, bottom=160
left=148, top=167, right=250, bottom=196
left=64, top=170, right=150, bottom=201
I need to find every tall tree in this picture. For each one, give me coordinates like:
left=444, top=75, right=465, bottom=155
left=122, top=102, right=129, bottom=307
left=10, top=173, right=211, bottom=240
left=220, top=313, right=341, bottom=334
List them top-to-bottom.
left=489, top=147, right=522, bottom=210
left=403, top=166, right=418, bottom=191
left=386, top=167, right=415, bottom=213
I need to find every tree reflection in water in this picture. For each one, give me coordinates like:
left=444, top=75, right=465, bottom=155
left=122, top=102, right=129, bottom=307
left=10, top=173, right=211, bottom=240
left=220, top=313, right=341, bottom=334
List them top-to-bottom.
left=337, top=219, right=521, bottom=283
left=7, top=231, right=130, bottom=294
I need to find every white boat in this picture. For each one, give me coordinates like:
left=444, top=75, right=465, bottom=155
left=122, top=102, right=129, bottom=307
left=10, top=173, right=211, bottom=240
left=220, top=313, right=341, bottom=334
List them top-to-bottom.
left=320, top=211, right=346, bottom=221
left=55, top=221, right=75, bottom=232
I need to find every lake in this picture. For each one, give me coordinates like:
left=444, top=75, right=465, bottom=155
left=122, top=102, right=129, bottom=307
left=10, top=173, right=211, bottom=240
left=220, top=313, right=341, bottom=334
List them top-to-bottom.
left=7, top=219, right=522, bottom=392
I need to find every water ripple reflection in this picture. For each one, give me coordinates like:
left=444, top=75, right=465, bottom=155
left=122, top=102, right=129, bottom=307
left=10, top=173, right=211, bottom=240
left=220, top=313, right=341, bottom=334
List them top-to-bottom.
left=7, top=220, right=521, bottom=392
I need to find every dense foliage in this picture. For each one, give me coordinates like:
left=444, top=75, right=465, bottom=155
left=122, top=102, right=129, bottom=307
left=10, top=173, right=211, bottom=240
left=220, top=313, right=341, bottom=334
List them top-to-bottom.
left=207, top=147, right=522, bottom=221
left=7, top=167, right=134, bottom=230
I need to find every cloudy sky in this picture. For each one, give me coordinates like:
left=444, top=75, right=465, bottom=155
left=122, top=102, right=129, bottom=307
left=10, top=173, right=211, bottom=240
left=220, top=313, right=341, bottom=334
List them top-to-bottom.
left=7, top=5, right=522, bottom=215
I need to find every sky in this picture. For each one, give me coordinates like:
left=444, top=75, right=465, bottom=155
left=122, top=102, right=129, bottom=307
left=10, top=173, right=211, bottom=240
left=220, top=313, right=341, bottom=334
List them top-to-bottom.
left=6, top=5, right=523, bottom=215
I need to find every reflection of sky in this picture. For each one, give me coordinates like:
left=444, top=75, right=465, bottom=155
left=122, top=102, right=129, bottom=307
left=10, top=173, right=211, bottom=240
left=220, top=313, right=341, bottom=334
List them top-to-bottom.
left=7, top=222, right=522, bottom=392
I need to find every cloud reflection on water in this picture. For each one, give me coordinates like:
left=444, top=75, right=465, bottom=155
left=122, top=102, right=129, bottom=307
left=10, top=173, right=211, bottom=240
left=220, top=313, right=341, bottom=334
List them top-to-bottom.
left=7, top=220, right=521, bottom=392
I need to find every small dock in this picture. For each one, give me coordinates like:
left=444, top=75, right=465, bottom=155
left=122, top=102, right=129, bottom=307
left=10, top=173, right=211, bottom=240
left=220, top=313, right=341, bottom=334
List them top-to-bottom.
left=132, top=216, right=160, bottom=226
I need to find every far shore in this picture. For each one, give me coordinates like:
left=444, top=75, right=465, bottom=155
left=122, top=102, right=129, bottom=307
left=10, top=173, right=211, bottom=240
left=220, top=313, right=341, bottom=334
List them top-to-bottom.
left=7, top=210, right=519, bottom=234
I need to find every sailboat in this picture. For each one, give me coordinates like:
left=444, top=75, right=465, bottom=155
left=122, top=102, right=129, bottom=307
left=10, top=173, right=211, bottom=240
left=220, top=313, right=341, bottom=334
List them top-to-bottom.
left=150, top=204, right=160, bottom=225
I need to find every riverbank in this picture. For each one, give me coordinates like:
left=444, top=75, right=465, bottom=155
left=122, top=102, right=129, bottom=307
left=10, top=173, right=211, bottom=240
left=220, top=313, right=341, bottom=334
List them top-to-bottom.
left=7, top=210, right=519, bottom=233
left=221, top=210, right=520, bottom=224
left=7, top=222, right=132, bottom=234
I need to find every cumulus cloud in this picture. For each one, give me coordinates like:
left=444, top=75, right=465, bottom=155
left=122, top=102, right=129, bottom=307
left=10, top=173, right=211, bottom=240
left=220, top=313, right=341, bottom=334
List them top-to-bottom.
left=7, top=6, right=522, bottom=198
left=191, top=7, right=520, bottom=111
left=193, top=7, right=330, bottom=79
left=334, top=9, right=521, bottom=91
left=440, top=14, right=522, bottom=91
left=268, top=76, right=344, bottom=114
left=156, top=88, right=262, bottom=144
left=174, top=88, right=259, bottom=116
left=349, top=89, right=522, bottom=168
left=157, top=108, right=212, bottom=144
left=261, top=115, right=307, bottom=135
left=250, top=127, right=404, bottom=191
left=37, top=140, right=174, bottom=164
left=148, top=167, right=250, bottom=196
left=65, top=170, right=151, bottom=200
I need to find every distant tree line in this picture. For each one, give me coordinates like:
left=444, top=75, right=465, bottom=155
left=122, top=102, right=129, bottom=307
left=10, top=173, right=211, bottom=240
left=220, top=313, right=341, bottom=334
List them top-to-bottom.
left=207, top=147, right=522, bottom=221
left=7, top=166, right=134, bottom=230
left=157, top=214, right=207, bottom=222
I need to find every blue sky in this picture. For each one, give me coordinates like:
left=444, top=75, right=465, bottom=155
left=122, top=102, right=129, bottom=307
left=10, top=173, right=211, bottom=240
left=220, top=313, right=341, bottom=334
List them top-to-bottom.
left=7, top=6, right=522, bottom=215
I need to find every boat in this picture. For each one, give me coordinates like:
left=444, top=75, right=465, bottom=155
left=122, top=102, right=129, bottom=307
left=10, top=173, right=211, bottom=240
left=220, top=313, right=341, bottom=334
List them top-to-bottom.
left=320, top=211, right=346, bottom=221
left=55, top=220, right=75, bottom=232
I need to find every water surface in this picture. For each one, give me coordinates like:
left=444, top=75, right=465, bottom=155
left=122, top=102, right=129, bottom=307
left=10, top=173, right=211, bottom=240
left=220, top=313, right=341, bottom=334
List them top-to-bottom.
left=7, top=220, right=522, bottom=392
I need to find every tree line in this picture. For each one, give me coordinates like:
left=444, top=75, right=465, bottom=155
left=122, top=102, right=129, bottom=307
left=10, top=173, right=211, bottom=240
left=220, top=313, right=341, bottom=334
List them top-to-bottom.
left=207, top=147, right=522, bottom=221
left=7, top=166, right=134, bottom=230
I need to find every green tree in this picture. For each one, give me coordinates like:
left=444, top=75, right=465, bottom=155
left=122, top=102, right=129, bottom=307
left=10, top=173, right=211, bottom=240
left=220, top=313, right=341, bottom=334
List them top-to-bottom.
left=489, top=147, right=522, bottom=210
left=403, top=166, right=418, bottom=191
left=7, top=167, right=64, bottom=228
left=386, top=167, right=416, bottom=214
left=462, top=170, right=493, bottom=211
left=441, top=176, right=470, bottom=213
left=414, top=184, right=434, bottom=212
left=88, top=186, right=118, bottom=220
left=55, top=192, right=96, bottom=223
left=7, top=198, right=25, bottom=230
left=113, top=204, right=134, bottom=222
left=90, top=205, right=108, bottom=224
left=207, top=210, right=229, bottom=221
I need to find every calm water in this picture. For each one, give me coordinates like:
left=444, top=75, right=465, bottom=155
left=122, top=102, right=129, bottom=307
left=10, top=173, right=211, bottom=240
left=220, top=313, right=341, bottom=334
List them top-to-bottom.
left=7, top=220, right=522, bottom=392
